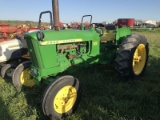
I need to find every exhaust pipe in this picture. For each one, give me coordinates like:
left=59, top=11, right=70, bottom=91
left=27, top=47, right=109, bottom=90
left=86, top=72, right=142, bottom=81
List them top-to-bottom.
left=52, top=0, right=60, bottom=31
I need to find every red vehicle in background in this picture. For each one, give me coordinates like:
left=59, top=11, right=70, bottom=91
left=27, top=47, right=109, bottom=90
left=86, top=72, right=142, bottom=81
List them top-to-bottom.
left=117, top=18, right=135, bottom=27
left=0, top=22, right=39, bottom=78
left=0, top=23, right=39, bottom=42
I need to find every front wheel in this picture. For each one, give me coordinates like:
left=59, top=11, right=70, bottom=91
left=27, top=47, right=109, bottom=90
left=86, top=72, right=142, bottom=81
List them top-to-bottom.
left=115, top=34, right=149, bottom=80
left=12, top=61, right=35, bottom=88
left=1, top=64, right=16, bottom=78
left=42, top=75, right=81, bottom=119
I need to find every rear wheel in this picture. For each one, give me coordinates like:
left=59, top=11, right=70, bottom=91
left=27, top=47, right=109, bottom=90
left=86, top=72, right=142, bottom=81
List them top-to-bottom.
left=115, top=34, right=149, bottom=80
left=12, top=61, right=35, bottom=88
left=1, top=64, right=16, bottom=78
left=42, top=75, right=81, bottom=119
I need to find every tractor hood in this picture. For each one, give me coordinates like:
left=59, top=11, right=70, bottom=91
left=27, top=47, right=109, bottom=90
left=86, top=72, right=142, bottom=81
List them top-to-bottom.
left=24, top=29, right=99, bottom=44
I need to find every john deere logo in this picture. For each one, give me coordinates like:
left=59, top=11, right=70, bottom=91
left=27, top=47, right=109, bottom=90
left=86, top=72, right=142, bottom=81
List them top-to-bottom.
left=40, top=39, right=83, bottom=45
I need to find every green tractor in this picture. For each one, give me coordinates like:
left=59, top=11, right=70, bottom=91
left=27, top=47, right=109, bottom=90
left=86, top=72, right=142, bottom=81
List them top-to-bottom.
left=11, top=0, right=149, bottom=119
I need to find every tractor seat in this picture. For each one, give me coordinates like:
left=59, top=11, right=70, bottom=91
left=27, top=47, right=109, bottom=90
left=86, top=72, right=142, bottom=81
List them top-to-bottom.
left=100, top=24, right=116, bottom=43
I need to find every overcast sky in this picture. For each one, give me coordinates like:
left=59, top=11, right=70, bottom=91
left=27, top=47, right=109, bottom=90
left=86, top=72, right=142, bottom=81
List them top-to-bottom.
left=0, top=0, right=159, bottom=23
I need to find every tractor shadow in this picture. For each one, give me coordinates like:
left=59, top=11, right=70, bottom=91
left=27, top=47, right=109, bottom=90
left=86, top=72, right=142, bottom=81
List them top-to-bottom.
left=68, top=55, right=160, bottom=120
left=0, top=76, right=11, bottom=83
left=21, top=85, right=48, bottom=120
left=0, top=96, right=13, bottom=120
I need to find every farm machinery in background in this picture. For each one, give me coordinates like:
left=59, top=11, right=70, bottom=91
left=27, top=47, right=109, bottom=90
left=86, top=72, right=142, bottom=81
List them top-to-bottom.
left=1, top=0, right=149, bottom=119
left=116, top=18, right=157, bottom=30
left=0, top=22, right=49, bottom=42
left=0, top=23, right=40, bottom=78
left=0, top=23, right=27, bottom=42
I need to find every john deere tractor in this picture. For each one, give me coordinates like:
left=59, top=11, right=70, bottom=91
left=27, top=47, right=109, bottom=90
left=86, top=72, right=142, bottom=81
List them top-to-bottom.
left=11, top=0, right=149, bottom=119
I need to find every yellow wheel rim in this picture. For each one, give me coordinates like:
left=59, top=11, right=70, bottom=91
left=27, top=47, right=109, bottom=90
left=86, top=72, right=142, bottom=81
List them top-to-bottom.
left=132, top=44, right=146, bottom=75
left=20, top=68, right=35, bottom=87
left=53, top=86, right=77, bottom=114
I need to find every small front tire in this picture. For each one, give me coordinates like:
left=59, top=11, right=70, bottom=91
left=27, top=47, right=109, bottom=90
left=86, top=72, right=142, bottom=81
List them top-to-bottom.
left=12, top=61, right=35, bottom=88
left=1, top=64, right=16, bottom=78
left=42, top=75, right=81, bottom=119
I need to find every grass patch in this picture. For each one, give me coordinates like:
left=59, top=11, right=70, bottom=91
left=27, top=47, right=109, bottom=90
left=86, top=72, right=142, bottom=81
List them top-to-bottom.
left=0, top=30, right=160, bottom=120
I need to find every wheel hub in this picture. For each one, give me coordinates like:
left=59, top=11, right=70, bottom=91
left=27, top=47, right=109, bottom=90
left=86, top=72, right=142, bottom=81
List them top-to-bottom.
left=132, top=44, right=146, bottom=75
left=6, top=68, right=14, bottom=77
left=20, top=68, right=35, bottom=87
left=53, top=86, right=77, bottom=114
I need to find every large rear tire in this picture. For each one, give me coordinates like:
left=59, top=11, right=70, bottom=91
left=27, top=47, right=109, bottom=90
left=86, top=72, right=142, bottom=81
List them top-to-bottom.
left=115, top=34, right=149, bottom=80
left=12, top=61, right=35, bottom=88
left=42, top=75, right=81, bottom=119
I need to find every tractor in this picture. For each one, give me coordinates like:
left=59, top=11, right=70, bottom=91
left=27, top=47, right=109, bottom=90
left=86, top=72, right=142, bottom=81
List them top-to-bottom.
left=11, top=0, right=149, bottom=119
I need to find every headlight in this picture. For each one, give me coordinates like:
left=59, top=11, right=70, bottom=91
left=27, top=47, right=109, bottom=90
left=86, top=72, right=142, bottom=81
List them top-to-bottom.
left=36, top=31, right=44, bottom=41
left=33, top=68, right=37, bottom=75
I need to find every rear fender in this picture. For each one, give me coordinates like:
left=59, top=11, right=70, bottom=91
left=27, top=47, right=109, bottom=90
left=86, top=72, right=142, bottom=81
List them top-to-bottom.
left=116, top=27, right=131, bottom=44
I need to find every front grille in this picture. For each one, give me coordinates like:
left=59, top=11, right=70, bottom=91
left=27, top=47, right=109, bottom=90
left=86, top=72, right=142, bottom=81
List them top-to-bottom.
left=26, top=38, right=39, bottom=68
